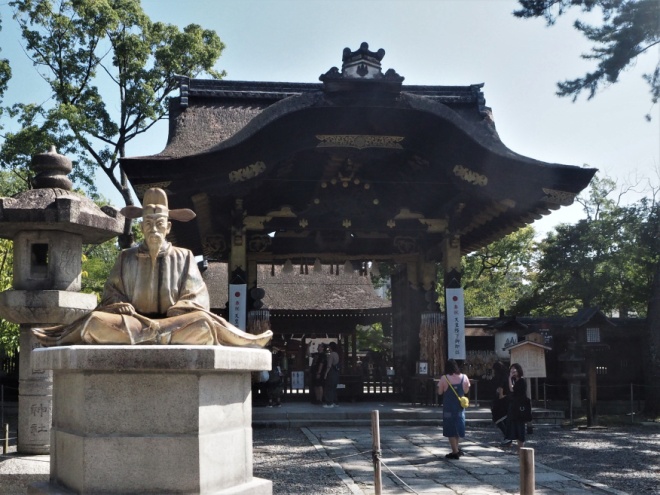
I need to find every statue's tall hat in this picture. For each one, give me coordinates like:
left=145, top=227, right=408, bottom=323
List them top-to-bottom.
left=120, top=188, right=196, bottom=222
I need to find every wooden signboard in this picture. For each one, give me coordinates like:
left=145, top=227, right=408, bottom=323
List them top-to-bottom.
left=509, top=341, right=550, bottom=378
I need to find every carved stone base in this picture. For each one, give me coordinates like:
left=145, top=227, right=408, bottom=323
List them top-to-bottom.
left=29, top=346, right=272, bottom=495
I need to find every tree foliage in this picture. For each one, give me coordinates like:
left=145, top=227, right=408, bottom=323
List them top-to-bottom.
left=8, top=0, right=225, bottom=233
left=514, top=0, right=660, bottom=119
left=0, top=15, right=12, bottom=118
left=0, top=103, right=97, bottom=192
left=0, top=170, right=23, bottom=354
left=513, top=176, right=659, bottom=317
left=461, top=226, right=537, bottom=317
left=0, top=238, right=18, bottom=354
left=355, top=323, right=391, bottom=354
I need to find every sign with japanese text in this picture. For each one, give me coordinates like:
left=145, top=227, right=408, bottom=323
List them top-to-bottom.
left=229, top=284, right=247, bottom=330
left=446, top=288, right=466, bottom=360
left=511, top=344, right=548, bottom=378
left=291, top=371, right=305, bottom=390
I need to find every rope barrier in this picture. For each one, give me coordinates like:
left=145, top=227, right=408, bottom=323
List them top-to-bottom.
left=378, top=458, right=420, bottom=494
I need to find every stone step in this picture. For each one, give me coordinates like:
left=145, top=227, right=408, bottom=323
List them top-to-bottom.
left=252, top=402, right=564, bottom=428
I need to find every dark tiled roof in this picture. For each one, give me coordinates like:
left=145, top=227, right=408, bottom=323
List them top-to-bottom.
left=151, top=78, right=490, bottom=160
left=180, top=78, right=485, bottom=108
left=159, top=101, right=270, bottom=158
left=203, top=262, right=390, bottom=311
left=564, top=307, right=616, bottom=328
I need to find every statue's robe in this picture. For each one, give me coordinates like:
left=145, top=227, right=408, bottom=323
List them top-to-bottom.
left=33, top=243, right=272, bottom=347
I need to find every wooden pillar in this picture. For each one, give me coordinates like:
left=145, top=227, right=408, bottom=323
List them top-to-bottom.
left=229, top=199, right=247, bottom=282
left=229, top=200, right=247, bottom=327
left=442, top=235, right=462, bottom=288
left=247, top=259, right=259, bottom=311
left=247, top=260, right=258, bottom=290
left=391, top=263, right=426, bottom=377
left=352, top=331, right=357, bottom=370
left=586, top=353, right=598, bottom=426
left=520, top=447, right=535, bottom=495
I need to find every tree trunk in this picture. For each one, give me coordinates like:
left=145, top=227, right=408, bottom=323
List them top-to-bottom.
left=117, top=169, right=135, bottom=249
left=644, top=261, right=660, bottom=416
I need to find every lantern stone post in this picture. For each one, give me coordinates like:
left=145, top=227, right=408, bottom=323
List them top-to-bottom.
left=0, top=147, right=124, bottom=454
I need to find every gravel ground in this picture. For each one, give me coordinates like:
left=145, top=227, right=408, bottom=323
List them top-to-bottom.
left=2, top=423, right=658, bottom=494
left=466, top=423, right=660, bottom=495
left=253, top=424, right=660, bottom=495
left=253, top=427, right=356, bottom=495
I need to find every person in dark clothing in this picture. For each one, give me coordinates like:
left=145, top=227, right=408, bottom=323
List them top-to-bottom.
left=323, top=342, right=340, bottom=408
left=310, top=343, right=327, bottom=404
left=267, top=350, right=285, bottom=407
left=491, top=361, right=511, bottom=446
left=505, top=362, right=527, bottom=451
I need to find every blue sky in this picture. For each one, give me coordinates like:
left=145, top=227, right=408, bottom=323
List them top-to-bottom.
left=1, top=0, right=658, bottom=236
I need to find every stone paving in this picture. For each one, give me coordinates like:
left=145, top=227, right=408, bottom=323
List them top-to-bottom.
left=303, top=426, right=628, bottom=495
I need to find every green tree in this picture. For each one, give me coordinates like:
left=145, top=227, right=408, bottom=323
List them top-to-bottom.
left=8, top=0, right=225, bottom=239
left=514, top=0, right=660, bottom=119
left=515, top=1, right=660, bottom=413
left=0, top=14, right=12, bottom=117
left=0, top=103, right=95, bottom=191
left=0, top=170, right=22, bottom=354
left=513, top=177, right=656, bottom=316
left=638, top=196, right=660, bottom=415
left=461, top=226, right=537, bottom=316
left=0, top=238, right=18, bottom=354
left=355, top=323, right=391, bottom=354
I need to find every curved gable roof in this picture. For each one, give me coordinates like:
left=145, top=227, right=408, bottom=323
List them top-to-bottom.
left=122, top=43, right=596, bottom=260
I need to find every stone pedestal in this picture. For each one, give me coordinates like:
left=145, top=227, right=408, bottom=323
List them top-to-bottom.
left=0, top=290, right=98, bottom=454
left=18, top=327, right=52, bottom=454
left=28, top=346, right=272, bottom=495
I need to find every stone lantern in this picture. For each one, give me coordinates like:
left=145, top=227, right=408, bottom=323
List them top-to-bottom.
left=0, top=147, right=124, bottom=453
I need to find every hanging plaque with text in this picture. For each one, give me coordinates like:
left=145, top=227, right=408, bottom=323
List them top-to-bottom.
left=229, top=284, right=247, bottom=330
left=446, top=288, right=466, bottom=360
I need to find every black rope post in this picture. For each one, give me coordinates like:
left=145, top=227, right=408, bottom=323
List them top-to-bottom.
left=371, top=410, right=382, bottom=495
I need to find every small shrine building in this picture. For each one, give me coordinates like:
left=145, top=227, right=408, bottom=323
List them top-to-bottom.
left=121, top=43, right=596, bottom=381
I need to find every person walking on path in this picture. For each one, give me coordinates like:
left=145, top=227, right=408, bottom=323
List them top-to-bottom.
left=323, top=342, right=340, bottom=408
left=310, top=343, right=327, bottom=404
left=267, top=350, right=285, bottom=407
left=437, top=359, right=470, bottom=459
left=491, top=360, right=511, bottom=446
left=505, top=362, right=527, bottom=451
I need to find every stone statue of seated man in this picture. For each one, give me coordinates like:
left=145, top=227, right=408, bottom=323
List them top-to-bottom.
left=33, top=188, right=273, bottom=347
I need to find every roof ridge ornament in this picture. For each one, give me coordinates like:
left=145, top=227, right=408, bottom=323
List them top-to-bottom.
left=320, top=42, right=404, bottom=94
left=342, top=42, right=385, bottom=79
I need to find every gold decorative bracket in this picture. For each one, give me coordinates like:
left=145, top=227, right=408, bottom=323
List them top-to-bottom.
left=316, top=134, right=404, bottom=150
left=453, top=165, right=488, bottom=186
left=542, top=188, right=577, bottom=206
